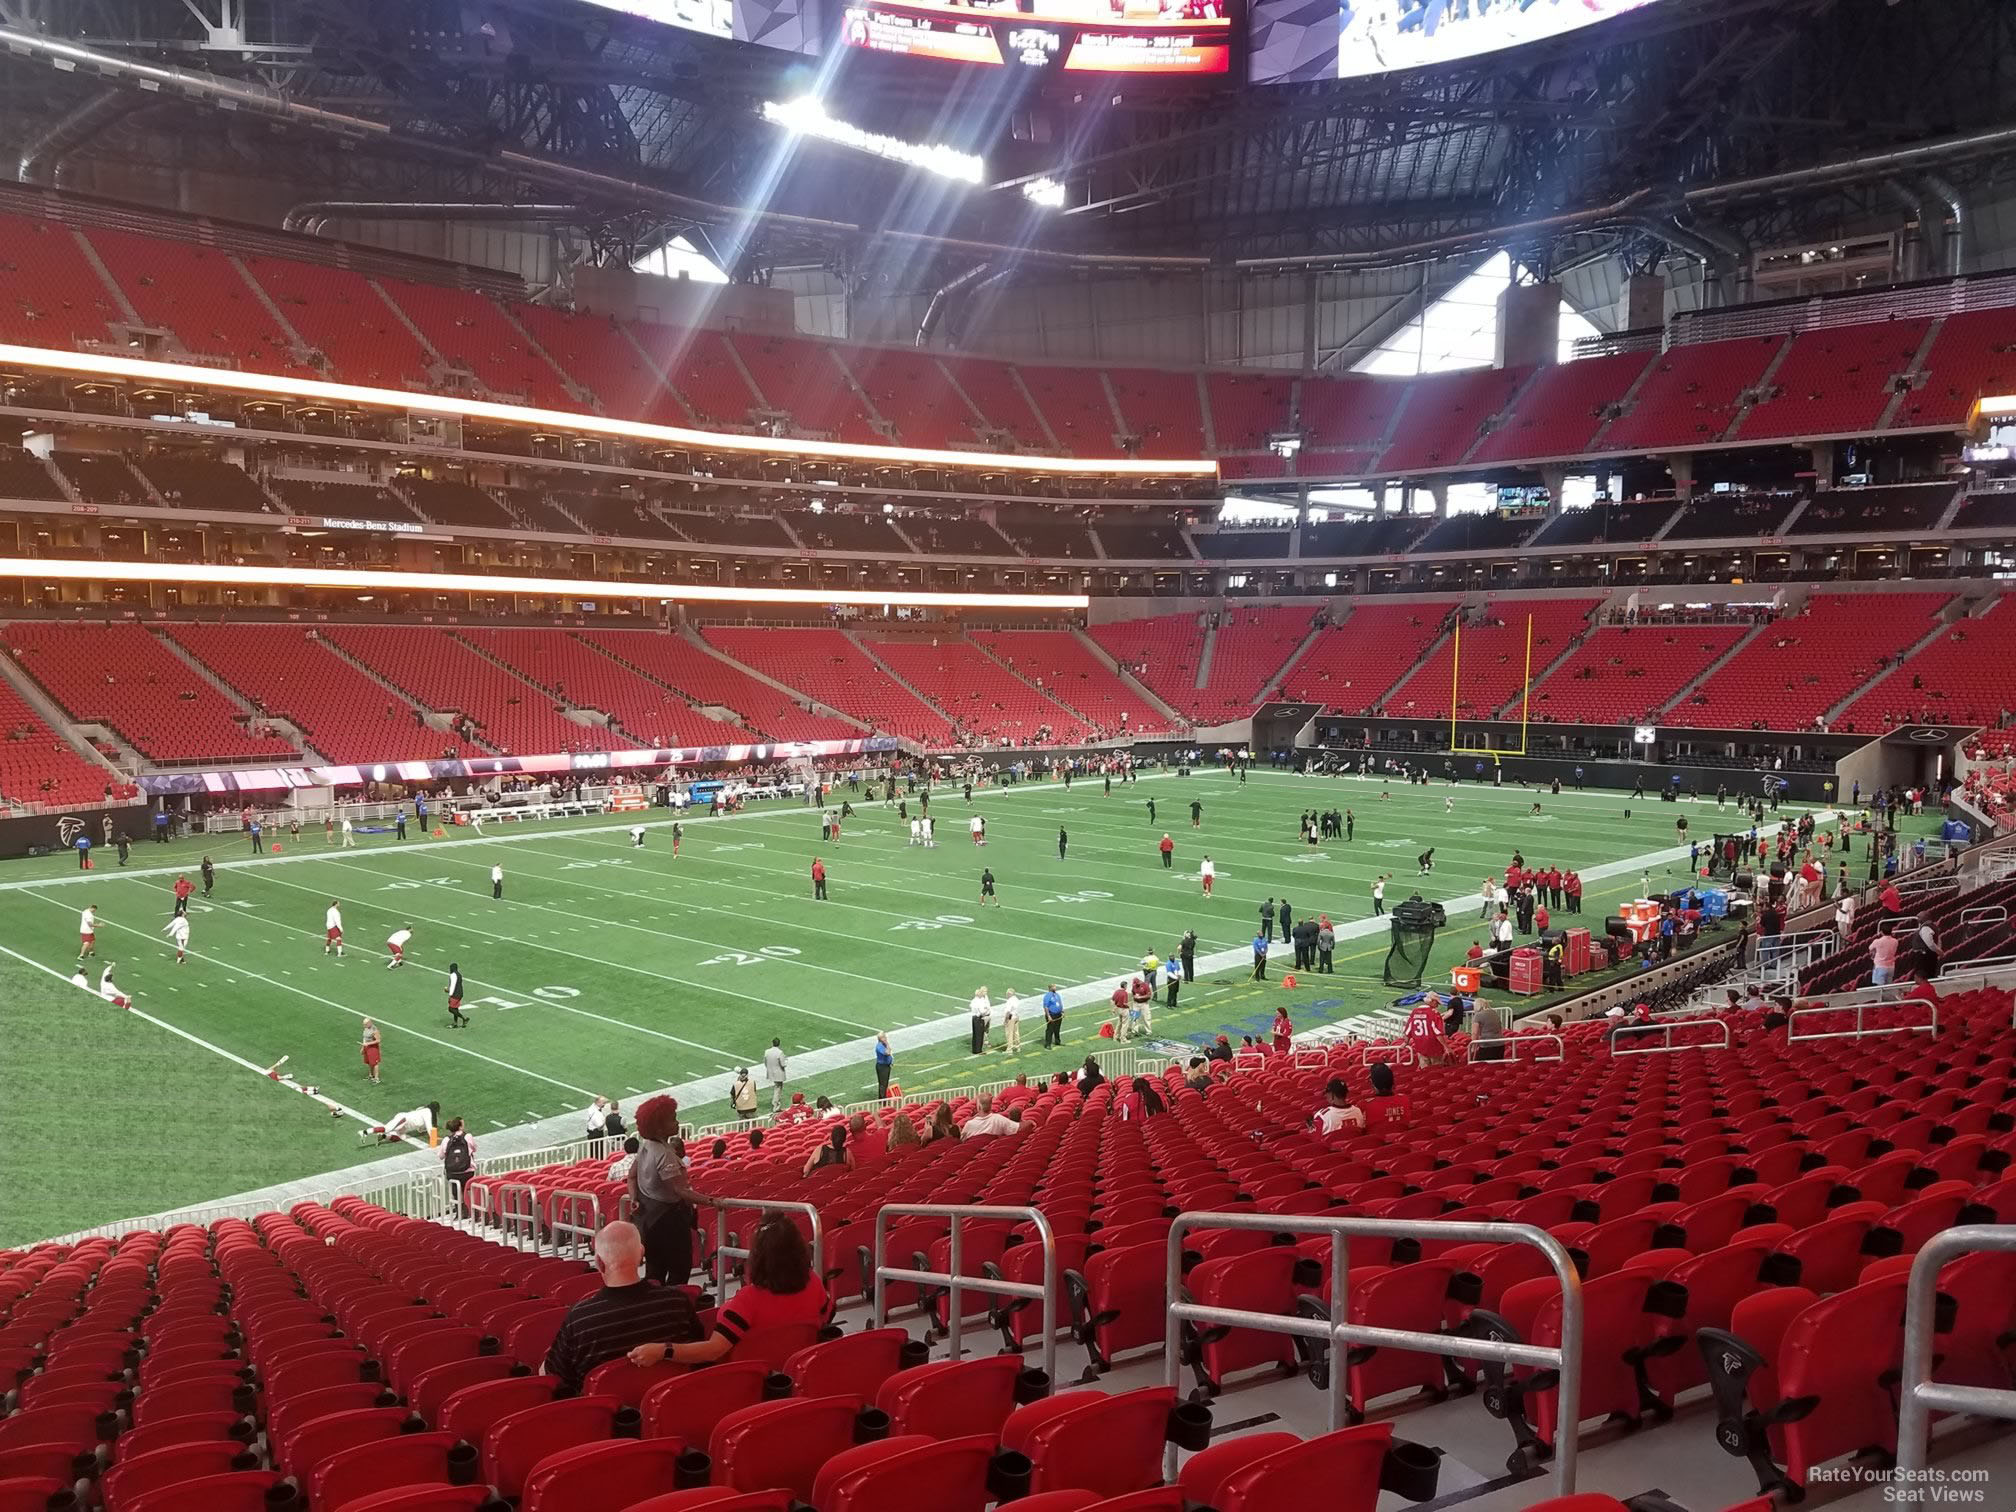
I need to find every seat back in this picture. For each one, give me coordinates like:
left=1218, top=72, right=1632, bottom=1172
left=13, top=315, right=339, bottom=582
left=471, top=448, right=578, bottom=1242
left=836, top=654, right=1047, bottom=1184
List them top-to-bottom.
left=783, top=1329, right=911, bottom=1401
left=876, top=1356, right=1029, bottom=1440
left=641, top=1362, right=771, bottom=1448
left=437, top=1375, right=560, bottom=1444
left=1002, top=1387, right=1177, bottom=1499
left=480, top=1394, right=622, bottom=1500
left=708, top=1394, right=866, bottom=1500
left=307, top=1430, right=464, bottom=1511
left=812, top=1432, right=996, bottom=1512
left=522, top=1438, right=705, bottom=1512
left=101, top=1442, right=257, bottom=1512
left=123, top=1470, right=284, bottom=1512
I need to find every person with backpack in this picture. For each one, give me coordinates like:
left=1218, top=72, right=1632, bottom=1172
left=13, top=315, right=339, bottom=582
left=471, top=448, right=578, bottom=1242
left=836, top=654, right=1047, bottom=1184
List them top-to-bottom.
left=439, top=1117, right=476, bottom=1204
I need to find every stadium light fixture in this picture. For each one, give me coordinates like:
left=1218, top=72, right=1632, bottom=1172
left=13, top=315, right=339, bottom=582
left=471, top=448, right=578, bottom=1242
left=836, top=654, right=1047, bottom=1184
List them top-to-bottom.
left=762, top=97, right=984, bottom=185
left=1022, top=177, right=1066, bottom=209
left=0, top=343, right=1215, bottom=478
left=0, top=558, right=1090, bottom=611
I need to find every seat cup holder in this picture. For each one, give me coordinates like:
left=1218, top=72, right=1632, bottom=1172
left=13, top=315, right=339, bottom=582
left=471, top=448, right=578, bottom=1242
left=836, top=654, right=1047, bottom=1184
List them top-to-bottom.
left=898, top=1339, right=932, bottom=1369
left=1014, top=1368, right=1051, bottom=1403
left=762, top=1371, right=795, bottom=1400
left=1166, top=1400, right=1213, bottom=1451
left=853, top=1407, right=891, bottom=1443
left=1380, top=1440, right=1442, bottom=1502
left=447, top=1441, right=481, bottom=1484
left=674, top=1449, right=712, bottom=1488
left=986, top=1449, right=1034, bottom=1500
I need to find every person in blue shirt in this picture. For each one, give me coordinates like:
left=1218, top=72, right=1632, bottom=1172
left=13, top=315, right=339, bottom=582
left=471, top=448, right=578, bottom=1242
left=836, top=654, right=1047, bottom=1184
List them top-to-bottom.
left=249, top=818, right=264, bottom=854
left=74, top=834, right=91, bottom=870
left=1251, top=933, right=1269, bottom=982
left=1041, top=985, right=1064, bottom=1048
left=873, top=1033, right=893, bottom=1099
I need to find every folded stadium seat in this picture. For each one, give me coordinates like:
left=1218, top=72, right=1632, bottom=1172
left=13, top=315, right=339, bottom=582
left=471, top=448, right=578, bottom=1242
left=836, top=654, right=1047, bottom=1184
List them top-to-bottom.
left=1666, top=1192, right=1758, bottom=1253
left=1776, top=1207, right=1891, bottom=1294
left=1566, top=1217, right=1671, bottom=1279
left=919, top=1228, right=1013, bottom=1331
left=989, top=1235, right=1091, bottom=1353
left=1620, top=1242, right=1800, bottom=1408
left=1067, top=1243, right=1166, bottom=1380
left=1181, top=1250, right=1300, bottom=1398
left=1464, top=1270, right=1673, bottom=1473
left=1701, top=1274, right=1910, bottom=1496
left=499, top=1309, right=568, bottom=1372
left=720, top=1325, right=822, bottom=1373
left=384, top=1328, right=492, bottom=1396
left=780, top=1329, right=919, bottom=1401
left=262, top=1349, right=379, bottom=1408
left=876, top=1356, right=1046, bottom=1441
left=577, top=1358, right=690, bottom=1411
left=407, top=1362, right=516, bottom=1435
left=639, top=1363, right=772, bottom=1447
left=436, top=1376, right=561, bottom=1444
left=266, top=1383, right=398, bottom=1458
left=999, top=1387, right=1209, bottom=1500
left=707, top=1394, right=876, bottom=1501
left=480, top=1395, right=628, bottom=1501
left=0, top=1406, right=115, bottom=1460
left=277, top=1406, right=427, bottom=1477
left=105, top=1412, right=254, bottom=1464
left=1178, top=1419, right=1438, bottom=1512
left=307, top=1430, right=472, bottom=1509
left=808, top=1431, right=997, bottom=1512
left=519, top=1437, right=709, bottom=1512
left=99, top=1441, right=265, bottom=1512
left=122, top=1471, right=288, bottom=1512
left=0, top=1480, right=72, bottom=1512
left=323, top=1489, right=502, bottom=1512
left=619, top=1491, right=796, bottom=1512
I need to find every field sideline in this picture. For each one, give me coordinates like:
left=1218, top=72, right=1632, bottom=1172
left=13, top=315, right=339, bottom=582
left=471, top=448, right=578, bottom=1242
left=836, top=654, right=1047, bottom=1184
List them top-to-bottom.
left=0, top=767, right=1865, bottom=1243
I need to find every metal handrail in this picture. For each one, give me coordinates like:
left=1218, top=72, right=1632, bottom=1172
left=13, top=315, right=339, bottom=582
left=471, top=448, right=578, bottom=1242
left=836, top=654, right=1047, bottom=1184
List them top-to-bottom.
left=1958, top=905, right=2008, bottom=928
left=1940, top=950, right=2016, bottom=976
left=1786, top=997, right=1938, bottom=1043
left=1609, top=1017, right=1733, bottom=1055
left=1466, top=1033, right=1564, bottom=1063
left=1361, top=1041, right=1418, bottom=1067
left=1292, top=1049, right=1335, bottom=1069
left=460, top=1178, right=497, bottom=1235
left=493, top=1181, right=541, bottom=1250
left=546, top=1188, right=603, bottom=1260
left=713, top=1198, right=825, bottom=1299
left=870, top=1203, right=1058, bottom=1390
left=1162, top=1214, right=1585, bottom=1495
left=1896, top=1224, right=2016, bottom=1510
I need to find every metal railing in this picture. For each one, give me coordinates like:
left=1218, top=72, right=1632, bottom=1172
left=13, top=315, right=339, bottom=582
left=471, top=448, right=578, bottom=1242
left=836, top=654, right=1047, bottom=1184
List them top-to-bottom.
left=1958, top=905, right=2008, bottom=928
left=1786, top=997, right=1939, bottom=1044
left=1609, top=1016, right=1733, bottom=1056
left=1466, top=1033, right=1564, bottom=1063
left=1361, top=1042, right=1418, bottom=1067
left=476, top=1134, right=623, bottom=1178
left=491, top=1181, right=541, bottom=1251
left=545, top=1189, right=603, bottom=1260
left=713, top=1198, right=825, bottom=1299
left=870, top=1203, right=1059, bottom=1390
left=1163, top=1214, right=1585, bottom=1495
left=1896, top=1225, right=2016, bottom=1511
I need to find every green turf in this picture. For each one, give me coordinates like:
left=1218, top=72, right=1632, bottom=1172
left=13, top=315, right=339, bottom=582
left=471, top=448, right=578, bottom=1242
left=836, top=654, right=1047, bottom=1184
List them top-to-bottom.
left=0, top=771, right=1913, bottom=1244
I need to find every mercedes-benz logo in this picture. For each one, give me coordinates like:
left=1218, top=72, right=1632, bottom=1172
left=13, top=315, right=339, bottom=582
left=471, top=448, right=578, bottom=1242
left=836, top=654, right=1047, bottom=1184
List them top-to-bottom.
left=1905, top=728, right=1951, bottom=742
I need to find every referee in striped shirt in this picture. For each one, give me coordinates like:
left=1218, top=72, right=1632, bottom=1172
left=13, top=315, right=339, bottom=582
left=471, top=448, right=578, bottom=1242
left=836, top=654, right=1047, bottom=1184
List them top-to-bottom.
left=542, top=1221, right=702, bottom=1391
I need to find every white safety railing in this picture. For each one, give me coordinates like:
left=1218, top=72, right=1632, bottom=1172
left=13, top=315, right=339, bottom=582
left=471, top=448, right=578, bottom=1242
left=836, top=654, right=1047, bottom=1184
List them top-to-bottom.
left=1958, top=905, right=2008, bottom=928
left=1787, top=997, right=1939, bottom=1044
left=1609, top=1017, right=1733, bottom=1056
left=1466, top=1034, right=1564, bottom=1063
left=1361, top=1042, right=1418, bottom=1067
left=1292, top=1049, right=1336, bottom=1070
left=476, top=1134, right=623, bottom=1178
left=37, top=1166, right=451, bottom=1246
left=490, top=1181, right=541, bottom=1251
left=545, top=1189, right=603, bottom=1260
left=713, top=1198, right=825, bottom=1299
left=870, top=1204, right=1059, bottom=1390
left=1163, top=1214, right=1585, bottom=1495
left=1896, top=1224, right=2016, bottom=1511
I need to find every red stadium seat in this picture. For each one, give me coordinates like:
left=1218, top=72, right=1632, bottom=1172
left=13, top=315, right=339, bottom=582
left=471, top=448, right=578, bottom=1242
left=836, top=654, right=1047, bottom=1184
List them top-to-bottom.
left=479, top=1395, right=625, bottom=1500
left=520, top=1438, right=709, bottom=1512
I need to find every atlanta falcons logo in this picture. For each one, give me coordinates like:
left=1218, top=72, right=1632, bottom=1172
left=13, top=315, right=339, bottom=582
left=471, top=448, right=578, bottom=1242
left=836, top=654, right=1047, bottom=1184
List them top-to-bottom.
left=55, top=817, right=85, bottom=849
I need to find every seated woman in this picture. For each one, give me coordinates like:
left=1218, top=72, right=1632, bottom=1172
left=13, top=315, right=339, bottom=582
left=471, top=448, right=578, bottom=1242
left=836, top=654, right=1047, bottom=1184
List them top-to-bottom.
left=1313, top=1077, right=1367, bottom=1136
left=801, top=1123, right=853, bottom=1177
left=628, top=1215, right=833, bottom=1368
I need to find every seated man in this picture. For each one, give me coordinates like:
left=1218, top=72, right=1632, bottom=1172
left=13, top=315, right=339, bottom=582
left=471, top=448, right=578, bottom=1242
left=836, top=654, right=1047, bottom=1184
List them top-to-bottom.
left=543, top=1220, right=702, bottom=1393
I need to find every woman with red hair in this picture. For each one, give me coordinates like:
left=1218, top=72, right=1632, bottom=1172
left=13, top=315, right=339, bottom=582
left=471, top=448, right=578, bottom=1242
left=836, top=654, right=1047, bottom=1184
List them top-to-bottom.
left=627, top=1095, right=722, bottom=1285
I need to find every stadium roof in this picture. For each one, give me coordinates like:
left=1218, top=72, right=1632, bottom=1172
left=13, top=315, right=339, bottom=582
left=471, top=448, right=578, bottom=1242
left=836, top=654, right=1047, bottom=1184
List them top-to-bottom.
left=2, top=0, right=2013, bottom=284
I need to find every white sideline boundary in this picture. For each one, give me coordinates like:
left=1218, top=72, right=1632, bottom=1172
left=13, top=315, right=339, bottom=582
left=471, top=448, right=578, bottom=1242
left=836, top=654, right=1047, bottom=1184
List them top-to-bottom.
left=80, top=793, right=1829, bottom=1232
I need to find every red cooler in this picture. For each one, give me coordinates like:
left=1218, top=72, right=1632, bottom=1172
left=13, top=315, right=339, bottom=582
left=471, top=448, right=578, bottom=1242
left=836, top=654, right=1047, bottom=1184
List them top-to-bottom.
left=1564, top=928, right=1591, bottom=976
left=1508, top=946, right=1544, bottom=994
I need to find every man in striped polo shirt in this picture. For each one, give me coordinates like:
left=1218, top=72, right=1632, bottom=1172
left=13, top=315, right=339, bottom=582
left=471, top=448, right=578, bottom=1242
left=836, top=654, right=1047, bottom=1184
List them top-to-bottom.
left=542, top=1221, right=702, bottom=1391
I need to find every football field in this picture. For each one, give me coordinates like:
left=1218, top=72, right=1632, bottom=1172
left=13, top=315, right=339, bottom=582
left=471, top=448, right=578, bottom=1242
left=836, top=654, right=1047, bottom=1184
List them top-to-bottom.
left=0, top=768, right=1842, bottom=1244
